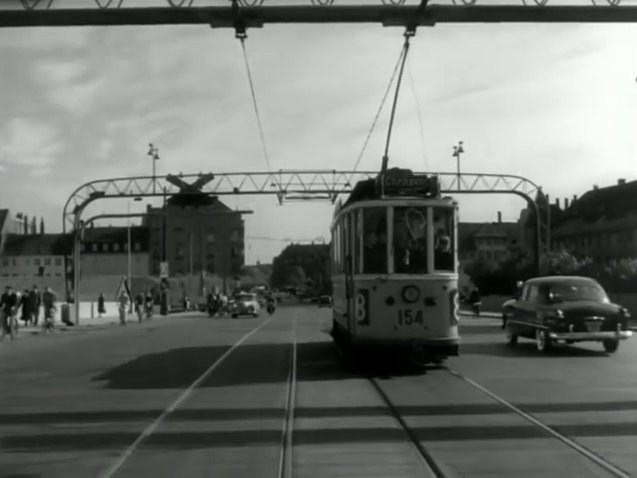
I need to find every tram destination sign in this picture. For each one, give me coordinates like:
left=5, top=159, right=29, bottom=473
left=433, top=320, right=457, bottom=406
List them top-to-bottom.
left=379, top=172, right=440, bottom=197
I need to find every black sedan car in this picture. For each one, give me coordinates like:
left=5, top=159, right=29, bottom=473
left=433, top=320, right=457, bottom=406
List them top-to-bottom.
left=502, top=276, right=632, bottom=354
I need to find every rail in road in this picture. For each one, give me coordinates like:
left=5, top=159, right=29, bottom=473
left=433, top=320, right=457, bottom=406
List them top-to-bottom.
left=0, top=308, right=635, bottom=477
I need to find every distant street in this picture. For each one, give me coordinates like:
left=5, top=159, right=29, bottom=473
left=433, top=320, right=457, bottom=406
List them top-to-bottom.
left=1, top=307, right=635, bottom=477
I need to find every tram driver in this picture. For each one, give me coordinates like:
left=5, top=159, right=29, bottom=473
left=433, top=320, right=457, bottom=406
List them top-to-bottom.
left=434, top=234, right=454, bottom=271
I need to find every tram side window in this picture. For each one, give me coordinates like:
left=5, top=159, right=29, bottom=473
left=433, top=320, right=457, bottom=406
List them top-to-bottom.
left=394, top=206, right=428, bottom=274
left=433, top=207, right=455, bottom=272
left=362, top=208, right=387, bottom=274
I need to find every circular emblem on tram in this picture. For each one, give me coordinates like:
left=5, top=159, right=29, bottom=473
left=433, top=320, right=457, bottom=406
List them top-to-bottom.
left=402, top=285, right=420, bottom=304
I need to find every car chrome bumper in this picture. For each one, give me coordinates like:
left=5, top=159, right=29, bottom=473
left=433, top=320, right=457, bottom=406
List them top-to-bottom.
left=549, top=331, right=633, bottom=341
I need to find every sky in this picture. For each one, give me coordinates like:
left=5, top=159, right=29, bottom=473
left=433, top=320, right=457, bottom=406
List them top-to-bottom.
left=1, top=1, right=636, bottom=264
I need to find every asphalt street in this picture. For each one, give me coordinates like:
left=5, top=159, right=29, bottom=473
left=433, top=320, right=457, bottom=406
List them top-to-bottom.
left=1, top=306, right=635, bottom=477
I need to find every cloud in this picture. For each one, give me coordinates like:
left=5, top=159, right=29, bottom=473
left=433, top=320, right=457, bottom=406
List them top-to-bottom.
left=0, top=117, right=62, bottom=171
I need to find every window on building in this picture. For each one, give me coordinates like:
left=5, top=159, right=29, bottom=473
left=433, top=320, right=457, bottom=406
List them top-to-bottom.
left=173, top=227, right=184, bottom=233
left=231, top=230, right=239, bottom=242
left=206, top=233, right=215, bottom=244
left=134, top=242, right=141, bottom=252
left=91, top=243, right=98, bottom=252
left=102, top=243, right=109, bottom=252
left=113, top=243, right=120, bottom=252
left=123, top=243, right=129, bottom=251
left=2, top=258, right=8, bottom=267
left=12, top=258, right=17, bottom=266
left=33, top=258, right=40, bottom=266
left=44, top=258, right=51, bottom=266
left=55, top=273, right=62, bottom=277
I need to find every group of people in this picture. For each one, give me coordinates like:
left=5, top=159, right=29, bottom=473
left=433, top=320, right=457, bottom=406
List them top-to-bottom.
left=0, top=285, right=57, bottom=333
left=115, top=290, right=155, bottom=325
left=206, top=292, right=230, bottom=317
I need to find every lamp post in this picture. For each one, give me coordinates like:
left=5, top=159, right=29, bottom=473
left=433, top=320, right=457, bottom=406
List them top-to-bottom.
left=452, top=141, right=464, bottom=190
left=148, top=143, right=160, bottom=194
left=127, top=197, right=142, bottom=312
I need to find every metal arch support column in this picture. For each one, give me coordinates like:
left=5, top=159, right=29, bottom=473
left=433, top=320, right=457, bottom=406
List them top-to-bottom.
left=450, top=190, right=542, bottom=276
left=72, top=212, right=148, bottom=325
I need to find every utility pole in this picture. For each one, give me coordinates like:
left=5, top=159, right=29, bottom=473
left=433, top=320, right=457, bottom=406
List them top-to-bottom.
left=452, top=141, right=464, bottom=190
left=148, top=143, right=160, bottom=194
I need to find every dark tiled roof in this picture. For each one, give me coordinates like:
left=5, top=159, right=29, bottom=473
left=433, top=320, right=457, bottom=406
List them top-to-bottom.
left=567, top=179, right=637, bottom=221
left=554, top=214, right=637, bottom=236
left=82, top=226, right=149, bottom=245
left=3, top=233, right=72, bottom=256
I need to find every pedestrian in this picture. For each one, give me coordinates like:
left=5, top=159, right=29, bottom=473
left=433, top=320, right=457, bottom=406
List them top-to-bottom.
left=29, top=285, right=41, bottom=326
left=0, top=286, right=18, bottom=334
left=42, top=286, right=57, bottom=326
left=20, top=289, right=31, bottom=325
left=144, top=289, right=154, bottom=320
left=117, top=290, right=129, bottom=325
left=135, top=292, right=144, bottom=322
left=97, top=293, right=106, bottom=317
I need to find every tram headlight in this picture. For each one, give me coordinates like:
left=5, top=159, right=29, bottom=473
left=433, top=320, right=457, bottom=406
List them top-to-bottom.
left=402, top=285, right=420, bottom=304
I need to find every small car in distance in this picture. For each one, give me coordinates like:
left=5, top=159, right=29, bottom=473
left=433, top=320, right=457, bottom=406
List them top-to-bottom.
left=502, top=276, right=632, bottom=354
left=231, top=293, right=260, bottom=318
left=317, top=295, right=332, bottom=308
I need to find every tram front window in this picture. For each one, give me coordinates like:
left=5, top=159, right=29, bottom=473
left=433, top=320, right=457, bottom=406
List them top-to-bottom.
left=394, top=206, right=427, bottom=274
left=363, top=208, right=387, bottom=274
left=434, top=208, right=455, bottom=272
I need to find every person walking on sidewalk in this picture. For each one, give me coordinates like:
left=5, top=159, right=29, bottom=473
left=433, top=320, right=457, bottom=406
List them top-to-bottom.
left=29, top=285, right=41, bottom=326
left=42, top=286, right=57, bottom=328
left=20, top=289, right=31, bottom=325
left=117, top=291, right=129, bottom=325
left=134, top=292, right=144, bottom=323
left=97, top=293, right=106, bottom=318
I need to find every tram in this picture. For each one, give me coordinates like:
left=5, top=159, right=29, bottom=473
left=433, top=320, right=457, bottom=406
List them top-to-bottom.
left=329, top=168, right=460, bottom=362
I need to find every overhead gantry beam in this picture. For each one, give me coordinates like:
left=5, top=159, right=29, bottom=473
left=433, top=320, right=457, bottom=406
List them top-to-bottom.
left=2, top=2, right=637, bottom=27
left=62, top=169, right=546, bottom=231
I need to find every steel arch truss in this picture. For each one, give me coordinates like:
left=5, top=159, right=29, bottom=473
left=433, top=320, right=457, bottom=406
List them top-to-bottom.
left=2, top=1, right=637, bottom=27
left=63, top=170, right=550, bottom=248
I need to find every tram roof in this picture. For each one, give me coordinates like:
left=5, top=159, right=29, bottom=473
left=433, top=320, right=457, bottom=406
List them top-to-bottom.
left=342, top=168, right=441, bottom=209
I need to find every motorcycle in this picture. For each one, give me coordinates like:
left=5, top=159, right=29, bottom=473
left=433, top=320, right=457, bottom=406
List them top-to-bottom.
left=266, top=301, right=276, bottom=315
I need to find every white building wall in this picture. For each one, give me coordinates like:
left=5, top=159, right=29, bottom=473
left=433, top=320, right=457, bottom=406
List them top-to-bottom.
left=80, top=253, right=149, bottom=276
left=0, top=255, right=65, bottom=278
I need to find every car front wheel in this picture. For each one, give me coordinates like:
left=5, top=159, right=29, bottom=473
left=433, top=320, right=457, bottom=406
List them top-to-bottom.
left=505, top=324, right=518, bottom=346
left=536, top=329, right=552, bottom=353
left=603, top=340, right=619, bottom=354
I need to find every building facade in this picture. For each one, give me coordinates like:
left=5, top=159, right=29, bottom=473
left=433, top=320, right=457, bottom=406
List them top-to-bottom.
left=552, top=179, right=637, bottom=263
left=143, top=195, right=245, bottom=279
left=458, top=212, right=522, bottom=265
left=80, top=226, right=150, bottom=276
left=0, top=234, right=67, bottom=279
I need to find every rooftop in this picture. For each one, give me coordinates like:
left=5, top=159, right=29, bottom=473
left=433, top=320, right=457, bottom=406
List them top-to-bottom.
left=3, top=234, right=72, bottom=256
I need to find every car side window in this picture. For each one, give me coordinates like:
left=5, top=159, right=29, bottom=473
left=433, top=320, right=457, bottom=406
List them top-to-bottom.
left=527, top=285, right=539, bottom=303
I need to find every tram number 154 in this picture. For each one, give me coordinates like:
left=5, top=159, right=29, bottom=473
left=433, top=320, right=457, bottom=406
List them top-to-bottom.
left=398, top=309, right=424, bottom=326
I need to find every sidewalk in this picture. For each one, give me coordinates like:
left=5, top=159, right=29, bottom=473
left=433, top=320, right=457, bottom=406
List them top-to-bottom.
left=18, top=312, right=134, bottom=336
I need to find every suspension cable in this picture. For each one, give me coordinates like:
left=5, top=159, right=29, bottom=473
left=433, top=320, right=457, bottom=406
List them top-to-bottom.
left=349, top=46, right=406, bottom=176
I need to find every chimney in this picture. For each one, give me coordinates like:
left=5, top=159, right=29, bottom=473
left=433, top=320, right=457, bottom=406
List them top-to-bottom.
left=618, top=178, right=626, bottom=186
left=593, top=184, right=599, bottom=190
left=573, top=194, right=577, bottom=202
left=564, top=197, right=569, bottom=209
left=555, top=198, right=560, bottom=210
left=497, top=211, right=502, bottom=223
left=23, top=215, right=28, bottom=234
left=31, top=216, right=36, bottom=234
left=40, top=217, right=45, bottom=235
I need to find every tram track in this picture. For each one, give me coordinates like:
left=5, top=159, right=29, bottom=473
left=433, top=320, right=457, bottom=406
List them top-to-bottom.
left=278, top=317, right=298, bottom=478
left=443, top=366, right=633, bottom=478
left=367, top=375, right=446, bottom=478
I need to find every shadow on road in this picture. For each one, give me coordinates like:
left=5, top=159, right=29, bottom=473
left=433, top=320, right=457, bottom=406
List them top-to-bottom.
left=91, top=339, right=432, bottom=390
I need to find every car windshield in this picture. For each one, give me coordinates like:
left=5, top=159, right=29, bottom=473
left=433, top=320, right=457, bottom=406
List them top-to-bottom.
left=546, top=281, right=609, bottom=303
left=238, top=294, right=255, bottom=302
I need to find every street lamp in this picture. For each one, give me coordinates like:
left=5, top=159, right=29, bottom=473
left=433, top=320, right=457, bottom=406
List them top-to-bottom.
left=452, top=141, right=464, bottom=190
left=148, top=143, right=160, bottom=194
left=127, top=197, right=142, bottom=312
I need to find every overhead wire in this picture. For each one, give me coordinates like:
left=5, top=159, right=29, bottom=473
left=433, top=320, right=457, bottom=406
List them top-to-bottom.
left=239, top=37, right=273, bottom=174
left=348, top=46, right=406, bottom=177
left=407, top=60, right=429, bottom=171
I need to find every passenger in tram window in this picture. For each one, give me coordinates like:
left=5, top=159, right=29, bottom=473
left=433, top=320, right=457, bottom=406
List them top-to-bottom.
left=404, top=207, right=428, bottom=274
left=434, top=234, right=454, bottom=271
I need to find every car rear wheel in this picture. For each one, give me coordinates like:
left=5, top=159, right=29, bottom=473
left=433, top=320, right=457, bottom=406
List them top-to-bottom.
left=232, top=314, right=238, bottom=319
left=505, top=325, right=518, bottom=346
left=536, top=329, right=552, bottom=353
left=603, top=340, right=619, bottom=354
